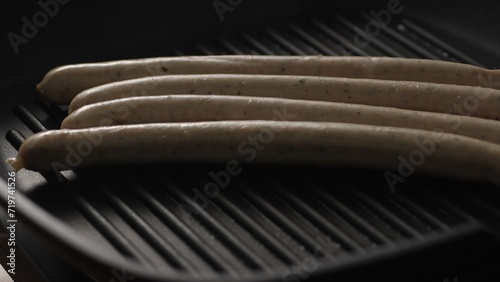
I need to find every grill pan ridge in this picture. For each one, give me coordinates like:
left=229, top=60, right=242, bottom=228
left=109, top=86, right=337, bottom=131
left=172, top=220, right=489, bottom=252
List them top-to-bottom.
left=1, top=9, right=500, bottom=282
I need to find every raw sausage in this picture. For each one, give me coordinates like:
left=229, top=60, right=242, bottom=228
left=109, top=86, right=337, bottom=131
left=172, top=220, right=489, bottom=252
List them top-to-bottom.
left=37, top=56, right=500, bottom=104
left=67, top=74, right=500, bottom=120
left=62, top=95, right=500, bottom=144
left=6, top=121, right=500, bottom=188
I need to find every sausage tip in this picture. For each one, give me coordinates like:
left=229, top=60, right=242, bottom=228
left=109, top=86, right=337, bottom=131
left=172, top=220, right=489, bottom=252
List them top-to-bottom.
left=36, top=81, right=43, bottom=92
left=67, top=104, right=76, bottom=114
left=60, top=118, right=71, bottom=129
left=6, top=157, right=24, bottom=172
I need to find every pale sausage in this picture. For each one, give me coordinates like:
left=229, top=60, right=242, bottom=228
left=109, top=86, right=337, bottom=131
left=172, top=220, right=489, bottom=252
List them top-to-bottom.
left=37, top=56, right=500, bottom=104
left=67, top=74, right=500, bottom=120
left=62, top=95, right=500, bottom=144
left=6, top=121, right=500, bottom=188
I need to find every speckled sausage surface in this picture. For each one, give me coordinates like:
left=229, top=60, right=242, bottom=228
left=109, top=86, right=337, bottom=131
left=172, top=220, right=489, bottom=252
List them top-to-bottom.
left=37, top=56, right=500, bottom=104
left=67, top=74, right=500, bottom=120
left=62, top=95, right=500, bottom=145
left=6, top=121, right=500, bottom=187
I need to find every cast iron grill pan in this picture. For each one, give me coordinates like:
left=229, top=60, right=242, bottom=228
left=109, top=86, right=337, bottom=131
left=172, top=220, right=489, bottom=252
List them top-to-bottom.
left=1, top=12, right=500, bottom=282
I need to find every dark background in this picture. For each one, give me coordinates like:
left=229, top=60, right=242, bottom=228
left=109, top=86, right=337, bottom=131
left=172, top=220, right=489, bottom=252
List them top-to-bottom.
left=1, top=0, right=499, bottom=92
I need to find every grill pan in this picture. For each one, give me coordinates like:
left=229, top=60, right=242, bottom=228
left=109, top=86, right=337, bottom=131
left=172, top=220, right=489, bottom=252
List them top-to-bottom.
left=1, top=2, right=500, bottom=281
